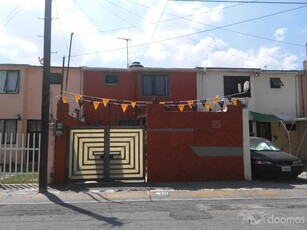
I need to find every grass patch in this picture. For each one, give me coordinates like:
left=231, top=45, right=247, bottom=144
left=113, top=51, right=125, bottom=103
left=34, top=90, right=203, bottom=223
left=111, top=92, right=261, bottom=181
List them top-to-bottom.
left=1, top=174, right=38, bottom=184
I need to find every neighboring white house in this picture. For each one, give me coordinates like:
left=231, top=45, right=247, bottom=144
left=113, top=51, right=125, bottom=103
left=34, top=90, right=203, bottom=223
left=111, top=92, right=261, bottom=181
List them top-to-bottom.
left=197, top=67, right=307, bottom=161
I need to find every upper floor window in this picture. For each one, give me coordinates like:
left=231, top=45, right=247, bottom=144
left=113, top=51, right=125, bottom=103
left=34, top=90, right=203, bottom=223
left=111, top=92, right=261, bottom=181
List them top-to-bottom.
left=0, top=70, right=20, bottom=94
left=105, top=73, right=119, bottom=85
left=142, top=74, right=169, bottom=97
left=224, top=76, right=251, bottom=98
left=270, top=78, right=284, bottom=88
left=0, top=119, right=17, bottom=144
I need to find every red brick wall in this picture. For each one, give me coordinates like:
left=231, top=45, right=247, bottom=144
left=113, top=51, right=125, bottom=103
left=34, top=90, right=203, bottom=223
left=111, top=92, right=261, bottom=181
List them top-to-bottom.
left=146, top=104, right=244, bottom=182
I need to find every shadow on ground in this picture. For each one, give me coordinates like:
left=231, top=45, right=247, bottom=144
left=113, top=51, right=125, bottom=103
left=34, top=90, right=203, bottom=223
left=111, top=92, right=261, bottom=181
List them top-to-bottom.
left=49, top=173, right=307, bottom=193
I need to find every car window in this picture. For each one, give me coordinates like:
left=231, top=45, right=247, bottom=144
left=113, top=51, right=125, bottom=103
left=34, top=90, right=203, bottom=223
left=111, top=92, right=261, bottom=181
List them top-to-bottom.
left=250, top=138, right=280, bottom=151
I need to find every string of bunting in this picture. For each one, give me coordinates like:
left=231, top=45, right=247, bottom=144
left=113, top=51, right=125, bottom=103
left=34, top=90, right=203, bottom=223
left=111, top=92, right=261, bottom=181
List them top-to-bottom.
left=60, top=91, right=240, bottom=113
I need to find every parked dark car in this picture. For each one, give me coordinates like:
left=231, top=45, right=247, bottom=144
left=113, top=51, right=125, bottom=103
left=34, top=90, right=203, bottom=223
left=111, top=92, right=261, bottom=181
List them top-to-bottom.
left=250, top=137, right=304, bottom=179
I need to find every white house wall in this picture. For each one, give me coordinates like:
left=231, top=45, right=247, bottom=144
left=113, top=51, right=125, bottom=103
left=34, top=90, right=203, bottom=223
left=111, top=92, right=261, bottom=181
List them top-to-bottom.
left=197, top=69, right=257, bottom=112
left=253, top=71, right=299, bottom=117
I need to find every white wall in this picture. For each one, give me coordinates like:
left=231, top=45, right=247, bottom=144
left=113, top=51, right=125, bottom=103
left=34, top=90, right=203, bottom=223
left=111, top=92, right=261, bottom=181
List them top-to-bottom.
left=253, top=71, right=299, bottom=116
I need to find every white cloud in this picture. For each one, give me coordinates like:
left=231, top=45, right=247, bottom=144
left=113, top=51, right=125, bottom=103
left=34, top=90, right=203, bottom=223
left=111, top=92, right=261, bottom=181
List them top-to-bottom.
left=0, top=1, right=302, bottom=70
left=273, top=28, right=288, bottom=42
left=0, top=30, right=38, bottom=64
left=199, top=46, right=298, bottom=70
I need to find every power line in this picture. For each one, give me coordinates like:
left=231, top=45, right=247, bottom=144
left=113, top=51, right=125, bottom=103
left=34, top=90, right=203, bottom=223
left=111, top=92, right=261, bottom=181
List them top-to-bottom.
left=0, top=0, right=28, bottom=28
left=54, top=0, right=78, bottom=66
left=72, top=0, right=104, bottom=33
left=74, top=0, right=304, bottom=49
left=75, top=0, right=243, bottom=36
left=171, top=0, right=307, bottom=4
left=71, top=5, right=306, bottom=57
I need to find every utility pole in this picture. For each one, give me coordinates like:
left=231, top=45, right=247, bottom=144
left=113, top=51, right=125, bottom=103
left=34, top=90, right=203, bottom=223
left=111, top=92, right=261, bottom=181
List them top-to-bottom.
left=39, top=0, right=52, bottom=193
left=65, top=32, right=74, bottom=94
left=118, top=37, right=130, bottom=68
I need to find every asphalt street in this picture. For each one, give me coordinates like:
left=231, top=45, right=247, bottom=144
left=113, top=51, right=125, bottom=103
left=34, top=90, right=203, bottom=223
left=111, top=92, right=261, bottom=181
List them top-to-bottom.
left=0, top=172, right=307, bottom=229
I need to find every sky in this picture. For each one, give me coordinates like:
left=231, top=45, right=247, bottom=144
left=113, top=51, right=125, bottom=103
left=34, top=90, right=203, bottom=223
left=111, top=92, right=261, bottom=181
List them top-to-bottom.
left=0, top=0, right=306, bottom=70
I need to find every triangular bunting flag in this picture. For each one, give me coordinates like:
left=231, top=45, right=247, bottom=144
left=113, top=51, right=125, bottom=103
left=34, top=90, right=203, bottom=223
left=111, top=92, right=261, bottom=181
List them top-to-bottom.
left=74, top=94, right=81, bottom=103
left=62, top=96, right=68, bottom=104
left=213, top=96, right=219, bottom=105
left=102, top=98, right=109, bottom=107
left=232, top=98, right=238, bottom=106
left=78, top=99, right=84, bottom=107
left=200, top=99, right=206, bottom=107
left=187, top=100, right=194, bottom=109
left=93, top=101, right=100, bottom=110
left=131, top=101, right=137, bottom=108
left=218, top=101, right=224, bottom=109
left=205, top=102, right=211, bottom=111
left=191, top=103, right=197, bottom=111
left=121, top=104, right=128, bottom=112
left=178, top=104, right=185, bottom=112
left=136, top=105, right=142, bottom=112
left=164, top=105, right=170, bottom=111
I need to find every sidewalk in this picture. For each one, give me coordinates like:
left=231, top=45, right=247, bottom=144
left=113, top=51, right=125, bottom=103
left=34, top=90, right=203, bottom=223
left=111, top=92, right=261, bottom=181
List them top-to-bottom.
left=0, top=173, right=307, bottom=204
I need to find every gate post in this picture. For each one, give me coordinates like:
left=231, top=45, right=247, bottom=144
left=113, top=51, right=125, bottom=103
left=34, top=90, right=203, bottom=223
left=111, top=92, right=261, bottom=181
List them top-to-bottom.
left=103, top=127, right=110, bottom=181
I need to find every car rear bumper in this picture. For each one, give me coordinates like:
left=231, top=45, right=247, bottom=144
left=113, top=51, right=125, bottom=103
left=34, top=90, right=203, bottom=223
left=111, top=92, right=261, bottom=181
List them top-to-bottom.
left=252, top=164, right=304, bottom=178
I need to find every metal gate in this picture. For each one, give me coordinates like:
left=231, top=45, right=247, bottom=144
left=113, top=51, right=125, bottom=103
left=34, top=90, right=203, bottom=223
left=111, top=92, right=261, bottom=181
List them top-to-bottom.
left=68, top=127, right=144, bottom=181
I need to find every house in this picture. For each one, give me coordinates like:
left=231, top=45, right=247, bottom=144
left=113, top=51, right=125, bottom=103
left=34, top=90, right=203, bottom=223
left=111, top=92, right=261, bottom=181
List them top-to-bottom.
left=1, top=62, right=306, bottom=184
left=0, top=64, right=81, bottom=181
left=81, top=66, right=199, bottom=126
left=197, top=66, right=307, bottom=161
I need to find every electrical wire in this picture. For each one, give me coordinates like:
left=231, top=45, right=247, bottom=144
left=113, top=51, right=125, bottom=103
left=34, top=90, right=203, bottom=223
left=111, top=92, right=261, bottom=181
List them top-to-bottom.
left=0, top=0, right=28, bottom=28
left=54, top=0, right=78, bottom=66
left=72, top=0, right=104, bottom=33
left=74, top=0, right=247, bottom=36
left=171, top=0, right=307, bottom=4
left=138, top=1, right=168, bottom=61
left=71, top=4, right=306, bottom=67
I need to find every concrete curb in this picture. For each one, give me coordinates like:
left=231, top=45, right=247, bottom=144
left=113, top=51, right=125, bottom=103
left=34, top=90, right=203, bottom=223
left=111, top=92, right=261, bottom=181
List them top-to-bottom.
left=1, top=184, right=307, bottom=204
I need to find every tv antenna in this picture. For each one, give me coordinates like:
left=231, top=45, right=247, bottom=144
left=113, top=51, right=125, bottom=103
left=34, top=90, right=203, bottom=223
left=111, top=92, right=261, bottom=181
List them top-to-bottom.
left=118, top=37, right=131, bottom=68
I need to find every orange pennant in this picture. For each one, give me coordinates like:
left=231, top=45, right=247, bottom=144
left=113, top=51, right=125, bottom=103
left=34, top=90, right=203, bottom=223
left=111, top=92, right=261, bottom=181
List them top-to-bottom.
left=74, top=94, right=81, bottom=103
left=62, top=96, right=68, bottom=104
left=213, top=96, right=219, bottom=105
left=102, top=98, right=109, bottom=107
left=232, top=98, right=238, bottom=106
left=187, top=100, right=194, bottom=109
left=93, top=101, right=100, bottom=110
left=131, top=101, right=137, bottom=108
left=205, top=102, right=211, bottom=111
left=121, top=104, right=128, bottom=112
left=178, top=104, right=185, bottom=112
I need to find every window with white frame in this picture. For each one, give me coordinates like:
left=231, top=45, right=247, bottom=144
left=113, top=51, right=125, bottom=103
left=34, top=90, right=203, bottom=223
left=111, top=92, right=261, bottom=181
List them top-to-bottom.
left=0, top=70, right=20, bottom=93
left=141, top=74, right=169, bottom=97
left=0, top=119, right=17, bottom=144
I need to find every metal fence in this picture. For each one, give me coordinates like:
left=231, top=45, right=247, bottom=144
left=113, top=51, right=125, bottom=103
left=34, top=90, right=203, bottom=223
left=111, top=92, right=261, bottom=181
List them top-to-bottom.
left=0, top=133, right=41, bottom=184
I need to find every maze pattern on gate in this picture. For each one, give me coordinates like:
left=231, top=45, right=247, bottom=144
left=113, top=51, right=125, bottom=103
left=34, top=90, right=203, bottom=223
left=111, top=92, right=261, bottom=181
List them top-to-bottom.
left=68, top=128, right=144, bottom=180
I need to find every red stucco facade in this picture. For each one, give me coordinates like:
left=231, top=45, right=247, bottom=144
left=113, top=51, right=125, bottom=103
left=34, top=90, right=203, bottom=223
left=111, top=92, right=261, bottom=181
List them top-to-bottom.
left=82, top=68, right=197, bottom=126
left=146, top=104, right=244, bottom=182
